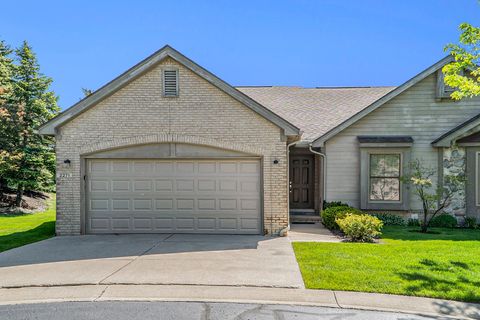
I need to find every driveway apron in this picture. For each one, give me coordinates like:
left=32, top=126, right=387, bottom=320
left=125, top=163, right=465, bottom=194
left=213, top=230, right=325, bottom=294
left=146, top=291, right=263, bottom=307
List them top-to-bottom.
left=0, top=234, right=304, bottom=289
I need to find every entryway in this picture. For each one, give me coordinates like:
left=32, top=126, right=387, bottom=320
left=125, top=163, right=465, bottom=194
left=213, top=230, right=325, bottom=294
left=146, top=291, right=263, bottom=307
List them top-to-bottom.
left=289, top=147, right=323, bottom=223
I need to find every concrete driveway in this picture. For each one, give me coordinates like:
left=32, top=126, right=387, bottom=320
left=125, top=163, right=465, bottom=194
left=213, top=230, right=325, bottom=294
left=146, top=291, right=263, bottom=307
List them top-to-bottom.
left=0, top=234, right=304, bottom=289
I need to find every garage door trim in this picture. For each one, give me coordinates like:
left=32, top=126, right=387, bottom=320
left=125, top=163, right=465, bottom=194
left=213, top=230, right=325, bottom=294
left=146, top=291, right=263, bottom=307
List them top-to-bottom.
left=81, top=157, right=264, bottom=235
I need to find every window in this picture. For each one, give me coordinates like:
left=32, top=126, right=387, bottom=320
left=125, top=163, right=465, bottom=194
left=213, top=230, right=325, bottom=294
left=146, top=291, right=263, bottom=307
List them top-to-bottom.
left=163, top=69, right=178, bottom=97
left=436, top=69, right=463, bottom=99
left=359, top=142, right=410, bottom=210
left=369, top=154, right=401, bottom=201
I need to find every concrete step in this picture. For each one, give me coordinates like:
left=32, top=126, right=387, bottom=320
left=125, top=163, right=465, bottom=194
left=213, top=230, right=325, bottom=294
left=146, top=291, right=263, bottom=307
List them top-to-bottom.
left=290, top=214, right=321, bottom=223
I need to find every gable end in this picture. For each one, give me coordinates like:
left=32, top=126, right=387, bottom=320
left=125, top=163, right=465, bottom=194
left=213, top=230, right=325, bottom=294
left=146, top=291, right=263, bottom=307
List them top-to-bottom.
left=38, top=45, right=300, bottom=137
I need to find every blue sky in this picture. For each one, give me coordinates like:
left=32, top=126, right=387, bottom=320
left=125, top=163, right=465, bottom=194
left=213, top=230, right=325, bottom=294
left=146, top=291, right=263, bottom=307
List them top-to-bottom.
left=1, top=0, right=478, bottom=109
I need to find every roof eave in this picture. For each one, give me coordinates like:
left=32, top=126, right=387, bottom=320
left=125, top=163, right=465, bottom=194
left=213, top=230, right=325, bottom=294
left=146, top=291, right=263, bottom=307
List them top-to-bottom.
left=311, top=55, right=455, bottom=148
left=431, top=112, right=480, bottom=147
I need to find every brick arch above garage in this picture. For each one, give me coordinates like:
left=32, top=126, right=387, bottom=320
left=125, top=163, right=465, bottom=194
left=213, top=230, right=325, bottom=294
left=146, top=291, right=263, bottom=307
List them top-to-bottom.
left=78, top=134, right=265, bottom=157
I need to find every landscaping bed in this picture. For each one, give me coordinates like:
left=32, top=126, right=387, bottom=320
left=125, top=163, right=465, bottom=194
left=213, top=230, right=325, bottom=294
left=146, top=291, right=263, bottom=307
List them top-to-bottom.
left=0, top=189, right=51, bottom=214
left=0, top=194, right=56, bottom=253
left=293, top=226, right=480, bottom=302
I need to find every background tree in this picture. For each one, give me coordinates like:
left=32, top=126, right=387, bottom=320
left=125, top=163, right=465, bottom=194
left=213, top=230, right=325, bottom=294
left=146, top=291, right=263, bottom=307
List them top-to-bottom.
left=444, top=23, right=480, bottom=100
left=0, top=40, right=15, bottom=195
left=0, top=41, right=59, bottom=206
left=81, top=88, right=93, bottom=97
left=403, top=160, right=464, bottom=233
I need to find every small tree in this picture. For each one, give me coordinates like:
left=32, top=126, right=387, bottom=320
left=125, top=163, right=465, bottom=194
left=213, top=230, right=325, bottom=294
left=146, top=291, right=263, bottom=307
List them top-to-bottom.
left=403, top=160, right=464, bottom=233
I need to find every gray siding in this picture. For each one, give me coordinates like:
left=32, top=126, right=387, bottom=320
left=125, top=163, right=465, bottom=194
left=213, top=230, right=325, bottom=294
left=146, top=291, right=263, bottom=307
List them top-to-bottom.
left=325, top=74, right=480, bottom=210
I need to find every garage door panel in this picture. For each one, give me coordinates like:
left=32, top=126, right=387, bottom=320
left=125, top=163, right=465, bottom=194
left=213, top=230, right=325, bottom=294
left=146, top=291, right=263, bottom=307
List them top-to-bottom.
left=86, top=159, right=261, bottom=234
left=89, top=161, right=109, bottom=173
left=111, top=161, right=130, bottom=173
left=198, top=162, right=216, bottom=174
left=176, top=179, right=195, bottom=191
left=112, top=180, right=131, bottom=192
left=198, top=180, right=216, bottom=191
left=112, top=199, right=130, bottom=211
left=112, top=218, right=130, bottom=230
left=176, top=218, right=195, bottom=230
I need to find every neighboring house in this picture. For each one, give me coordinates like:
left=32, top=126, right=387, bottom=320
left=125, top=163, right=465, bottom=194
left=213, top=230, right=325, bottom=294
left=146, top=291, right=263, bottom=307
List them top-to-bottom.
left=39, top=46, right=480, bottom=236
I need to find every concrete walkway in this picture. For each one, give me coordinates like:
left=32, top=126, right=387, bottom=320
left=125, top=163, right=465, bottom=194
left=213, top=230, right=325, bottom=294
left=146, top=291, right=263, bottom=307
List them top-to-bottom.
left=288, top=222, right=341, bottom=242
left=0, top=284, right=479, bottom=319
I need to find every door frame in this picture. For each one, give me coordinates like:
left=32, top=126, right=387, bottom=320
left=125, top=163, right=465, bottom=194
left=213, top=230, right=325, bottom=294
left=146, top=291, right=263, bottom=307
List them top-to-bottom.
left=288, top=147, right=320, bottom=212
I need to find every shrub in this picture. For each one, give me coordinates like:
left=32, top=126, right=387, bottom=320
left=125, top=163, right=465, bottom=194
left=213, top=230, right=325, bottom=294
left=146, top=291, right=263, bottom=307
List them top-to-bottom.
left=323, top=200, right=349, bottom=210
left=321, top=206, right=363, bottom=230
left=369, top=213, right=405, bottom=226
left=336, top=214, right=383, bottom=242
left=429, top=214, right=458, bottom=228
left=464, top=216, right=478, bottom=229
left=407, top=218, right=420, bottom=227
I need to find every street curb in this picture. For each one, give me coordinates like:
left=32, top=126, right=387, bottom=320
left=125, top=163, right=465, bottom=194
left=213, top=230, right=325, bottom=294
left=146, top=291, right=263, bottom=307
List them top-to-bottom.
left=0, top=284, right=479, bottom=319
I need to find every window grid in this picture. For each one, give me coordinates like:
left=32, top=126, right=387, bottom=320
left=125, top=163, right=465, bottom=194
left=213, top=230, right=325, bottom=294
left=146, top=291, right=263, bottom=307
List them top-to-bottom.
left=369, top=153, right=401, bottom=202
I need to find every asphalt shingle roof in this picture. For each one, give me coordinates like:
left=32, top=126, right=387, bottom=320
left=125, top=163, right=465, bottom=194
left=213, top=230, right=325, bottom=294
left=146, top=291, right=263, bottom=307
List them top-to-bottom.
left=237, top=86, right=396, bottom=141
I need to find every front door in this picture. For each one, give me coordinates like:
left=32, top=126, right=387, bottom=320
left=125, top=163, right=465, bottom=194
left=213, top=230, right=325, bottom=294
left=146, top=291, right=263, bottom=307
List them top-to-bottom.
left=290, top=155, right=314, bottom=209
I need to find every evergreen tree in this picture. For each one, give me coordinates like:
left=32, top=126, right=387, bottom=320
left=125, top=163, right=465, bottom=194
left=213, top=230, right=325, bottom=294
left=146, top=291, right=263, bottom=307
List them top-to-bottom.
left=0, top=40, right=15, bottom=194
left=0, top=41, right=59, bottom=206
left=81, top=88, right=93, bottom=97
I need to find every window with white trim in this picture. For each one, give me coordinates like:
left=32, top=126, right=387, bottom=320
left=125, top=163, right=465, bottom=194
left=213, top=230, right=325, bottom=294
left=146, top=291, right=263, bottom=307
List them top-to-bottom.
left=369, top=153, right=401, bottom=201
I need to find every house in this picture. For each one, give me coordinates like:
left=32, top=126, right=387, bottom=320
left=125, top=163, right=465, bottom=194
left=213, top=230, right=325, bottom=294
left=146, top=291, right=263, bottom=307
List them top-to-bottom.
left=39, top=46, right=480, bottom=235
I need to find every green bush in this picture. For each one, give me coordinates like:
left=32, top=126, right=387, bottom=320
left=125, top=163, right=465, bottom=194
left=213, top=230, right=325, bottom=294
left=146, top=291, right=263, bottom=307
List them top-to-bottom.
left=323, top=200, right=349, bottom=210
left=321, top=206, right=363, bottom=230
left=369, top=213, right=405, bottom=226
left=336, top=214, right=383, bottom=242
left=429, top=214, right=458, bottom=228
left=464, top=216, right=478, bottom=229
left=407, top=218, right=420, bottom=227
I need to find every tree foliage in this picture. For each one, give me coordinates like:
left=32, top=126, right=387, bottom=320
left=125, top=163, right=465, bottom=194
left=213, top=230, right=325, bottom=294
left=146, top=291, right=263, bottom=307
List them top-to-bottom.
left=444, top=23, right=480, bottom=100
left=0, top=40, right=59, bottom=206
left=81, top=88, right=93, bottom=97
left=403, top=160, right=464, bottom=233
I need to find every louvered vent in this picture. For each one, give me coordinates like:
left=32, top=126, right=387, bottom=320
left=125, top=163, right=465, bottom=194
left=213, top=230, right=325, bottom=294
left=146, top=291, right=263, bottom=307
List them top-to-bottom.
left=163, top=69, right=178, bottom=97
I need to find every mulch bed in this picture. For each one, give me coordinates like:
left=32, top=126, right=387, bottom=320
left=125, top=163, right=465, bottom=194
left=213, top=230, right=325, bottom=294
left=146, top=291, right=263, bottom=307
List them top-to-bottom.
left=0, top=189, right=50, bottom=215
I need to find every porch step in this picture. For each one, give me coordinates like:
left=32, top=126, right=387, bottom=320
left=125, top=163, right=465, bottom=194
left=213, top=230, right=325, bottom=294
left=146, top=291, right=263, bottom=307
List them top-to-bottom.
left=291, top=214, right=322, bottom=223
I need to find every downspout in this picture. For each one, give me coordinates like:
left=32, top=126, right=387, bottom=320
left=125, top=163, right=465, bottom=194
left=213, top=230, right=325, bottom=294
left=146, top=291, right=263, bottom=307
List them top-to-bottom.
left=279, top=140, right=299, bottom=237
left=309, top=144, right=327, bottom=207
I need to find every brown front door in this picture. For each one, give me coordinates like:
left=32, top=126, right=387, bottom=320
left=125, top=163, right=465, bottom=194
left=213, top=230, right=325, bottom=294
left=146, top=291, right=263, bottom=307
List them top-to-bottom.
left=290, top=155, right=314, bottom=209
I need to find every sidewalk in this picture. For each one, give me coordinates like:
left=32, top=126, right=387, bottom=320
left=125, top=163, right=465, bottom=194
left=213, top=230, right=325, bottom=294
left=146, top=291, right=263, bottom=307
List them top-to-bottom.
left=288, top=222, right=341, bottom=242
left=1, top=284, right=479, bottom=319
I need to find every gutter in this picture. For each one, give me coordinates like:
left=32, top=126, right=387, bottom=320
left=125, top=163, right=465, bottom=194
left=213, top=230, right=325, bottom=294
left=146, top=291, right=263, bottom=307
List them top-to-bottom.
left=309, top=144, right=327, bottom=205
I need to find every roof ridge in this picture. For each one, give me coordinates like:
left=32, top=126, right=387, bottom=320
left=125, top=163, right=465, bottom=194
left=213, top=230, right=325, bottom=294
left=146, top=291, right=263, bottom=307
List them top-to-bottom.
left=236, top=85, right=397, bottom=89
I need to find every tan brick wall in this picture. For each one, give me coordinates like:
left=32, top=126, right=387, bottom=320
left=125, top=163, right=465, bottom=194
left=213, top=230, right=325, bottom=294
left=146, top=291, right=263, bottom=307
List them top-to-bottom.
left=55, top=57, right=289, bottom=235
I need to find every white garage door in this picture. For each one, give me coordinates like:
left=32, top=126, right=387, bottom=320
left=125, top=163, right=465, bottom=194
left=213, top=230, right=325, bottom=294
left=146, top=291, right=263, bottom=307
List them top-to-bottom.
left=86, top=159, right=262, bottom=234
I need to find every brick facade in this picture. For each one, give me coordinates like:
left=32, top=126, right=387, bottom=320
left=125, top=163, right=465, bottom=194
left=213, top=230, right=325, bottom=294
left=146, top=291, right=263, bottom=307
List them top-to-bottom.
left=55, top=58, right=289, bottom=235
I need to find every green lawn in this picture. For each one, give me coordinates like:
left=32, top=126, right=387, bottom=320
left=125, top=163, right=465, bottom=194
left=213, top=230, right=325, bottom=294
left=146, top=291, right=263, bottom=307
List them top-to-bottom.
left=0, top=195, right=56, bottom=253
left=293, top=226, right=480, bottom=302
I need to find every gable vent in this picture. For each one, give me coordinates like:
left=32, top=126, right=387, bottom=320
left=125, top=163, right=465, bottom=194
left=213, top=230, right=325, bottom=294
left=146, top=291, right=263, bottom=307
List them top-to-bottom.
left=163, top=69, right=178, bottom=97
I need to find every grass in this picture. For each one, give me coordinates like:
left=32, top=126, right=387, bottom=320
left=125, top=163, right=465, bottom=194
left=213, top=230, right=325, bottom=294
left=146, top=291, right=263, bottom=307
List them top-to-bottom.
left=0, top=194, right=56, bottom=253
left=293, top=226, right=480, bottom=302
